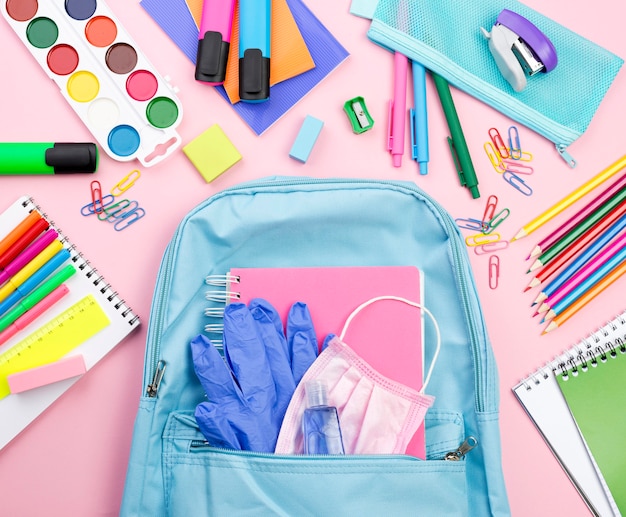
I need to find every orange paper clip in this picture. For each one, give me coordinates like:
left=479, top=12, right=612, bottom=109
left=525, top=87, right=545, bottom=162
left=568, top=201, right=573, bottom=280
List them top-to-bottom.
left=488, top=128, right=509, bottom=159
left=111, top=169, right=141, bottom=196
left=488, top=255, right=500, bottom=289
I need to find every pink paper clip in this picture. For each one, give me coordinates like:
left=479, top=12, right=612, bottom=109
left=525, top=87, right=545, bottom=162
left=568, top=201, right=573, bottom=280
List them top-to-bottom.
left=507, top=126, right=522, bottom=160
left=488, top=128, right=509, bottom=159
left=484, top=142, right=506, bottom=173
left=504, top=159, right=534, bottom=175
left=503, top=170, right=533, bottom=196
left=90, top=180, right=104, bottom=214
left=481, top=195, right=498, bottom=230
left=465, top=232, right=501, bottom=247
left=474, top=240, right=509, bottom=255
left=488, top=255, right=500, bottom=289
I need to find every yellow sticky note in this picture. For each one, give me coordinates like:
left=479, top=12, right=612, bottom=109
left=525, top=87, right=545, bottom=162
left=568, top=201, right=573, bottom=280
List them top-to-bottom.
left=183, top=125, right=242, bottom=183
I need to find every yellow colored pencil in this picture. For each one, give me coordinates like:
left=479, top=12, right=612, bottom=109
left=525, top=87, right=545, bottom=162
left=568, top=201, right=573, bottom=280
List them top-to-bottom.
left=512, top=155, right=626, bottom=241
left=542, top=259, right=626, bottom=334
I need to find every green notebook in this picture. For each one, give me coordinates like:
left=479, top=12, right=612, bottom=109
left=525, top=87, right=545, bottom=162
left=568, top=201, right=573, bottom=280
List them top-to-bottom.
left=556, top=328, right=626, bottom=515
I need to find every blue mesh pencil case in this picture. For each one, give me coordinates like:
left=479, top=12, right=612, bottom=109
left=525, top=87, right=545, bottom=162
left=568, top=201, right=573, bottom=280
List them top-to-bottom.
left=367, top=0, right=623, bottom=166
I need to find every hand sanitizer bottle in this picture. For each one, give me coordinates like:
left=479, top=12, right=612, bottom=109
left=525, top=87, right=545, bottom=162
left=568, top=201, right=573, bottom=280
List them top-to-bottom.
left=303, top=380, right=345, bottom=455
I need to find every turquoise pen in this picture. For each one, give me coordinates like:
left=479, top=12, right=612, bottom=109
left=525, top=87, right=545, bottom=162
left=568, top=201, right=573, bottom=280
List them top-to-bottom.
left=410, top=60, right=429, bottom=175
left=431, top=72, right=480, bottom=198
left=0, top=248, right=70, bottom=317
left=0, top=265, right=76, bottom=332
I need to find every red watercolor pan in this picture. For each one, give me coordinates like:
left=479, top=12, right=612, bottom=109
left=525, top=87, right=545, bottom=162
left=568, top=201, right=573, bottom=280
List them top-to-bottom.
left=1, top=0, right=183, bottom=166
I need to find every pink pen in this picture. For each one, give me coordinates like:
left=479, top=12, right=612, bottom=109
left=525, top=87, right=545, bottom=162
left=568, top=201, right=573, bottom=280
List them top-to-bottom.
left=195, top=0, right=237, bottom=85
left=388, top=52, right=409, bottom=167
left=0, top=229, right=58, bottom=285
left=0, top=283, right=69, bottom=346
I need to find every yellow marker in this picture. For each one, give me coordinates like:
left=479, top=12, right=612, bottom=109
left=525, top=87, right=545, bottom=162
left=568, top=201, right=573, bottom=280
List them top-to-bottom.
left=512, top=154, right=626, bottom=241
left=0, top=240, right=63, bottom=303
left=0, top=295, right=110, bottom=399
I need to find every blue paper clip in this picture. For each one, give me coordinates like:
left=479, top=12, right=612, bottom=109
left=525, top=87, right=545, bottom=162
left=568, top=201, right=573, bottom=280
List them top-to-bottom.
left=507, top=126, right=522, bottom=160
left=503, top=170, right=533, bottom=196
left=81, top=194, right=114, bottom=216
left=98, top=199, right=131, bottom=221
left=114, top=207, right=146, bottom=231
left=455, top=218, right=488, bottom=231
left=488, top=255, right=500, bottom=289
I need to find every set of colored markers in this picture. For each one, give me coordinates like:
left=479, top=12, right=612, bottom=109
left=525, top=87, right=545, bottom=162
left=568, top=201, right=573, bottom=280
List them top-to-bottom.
left=512, top=155, right=626, bottom=334
left=0, top=210, right=75, bottom=346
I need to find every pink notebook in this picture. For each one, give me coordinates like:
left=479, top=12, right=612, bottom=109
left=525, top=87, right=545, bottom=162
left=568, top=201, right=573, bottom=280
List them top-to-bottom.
left=225, top=266, right=426, bottom=457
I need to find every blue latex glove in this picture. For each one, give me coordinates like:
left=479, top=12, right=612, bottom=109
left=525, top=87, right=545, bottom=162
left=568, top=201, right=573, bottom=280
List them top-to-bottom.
left=190, top=298, right=318, bottom=452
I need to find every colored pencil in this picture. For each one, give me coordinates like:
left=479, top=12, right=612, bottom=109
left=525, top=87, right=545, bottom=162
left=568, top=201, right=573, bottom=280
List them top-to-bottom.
left=512, top=156, right=626, bottom=241
left=527, top=173, right=626, bottom=259
left=529, top=194, right=626, bottom=271
left=525, top=213, right=626, bottom=292
left=538, top=232, right=626, bottom=316
left=542, top=260, right=626, bottom=334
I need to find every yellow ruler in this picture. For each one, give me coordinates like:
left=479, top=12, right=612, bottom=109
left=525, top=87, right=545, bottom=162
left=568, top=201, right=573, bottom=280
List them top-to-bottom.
left=0, top=295, right=110, bottom=399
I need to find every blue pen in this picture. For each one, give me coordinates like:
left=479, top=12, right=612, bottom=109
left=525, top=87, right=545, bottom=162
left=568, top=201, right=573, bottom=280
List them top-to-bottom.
left=239, top=0, right=271, bottom=102
left=410, top=60, right=429, bottom=175
left=0, top=248, right=70, bottom=317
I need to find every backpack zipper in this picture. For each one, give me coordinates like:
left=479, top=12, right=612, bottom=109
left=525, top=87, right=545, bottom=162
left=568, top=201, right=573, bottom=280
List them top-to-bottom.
left=367, top=24, right=579, bottom=167
left=144, top=178, right=489, bottom=413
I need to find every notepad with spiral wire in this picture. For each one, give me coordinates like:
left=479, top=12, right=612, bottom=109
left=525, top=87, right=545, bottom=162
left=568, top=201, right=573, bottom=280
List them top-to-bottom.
left=0, top=196, right=140, bottom=451
left=204, top=265, right=426, bottom=458
left=513, top=310, right=626, bottom=517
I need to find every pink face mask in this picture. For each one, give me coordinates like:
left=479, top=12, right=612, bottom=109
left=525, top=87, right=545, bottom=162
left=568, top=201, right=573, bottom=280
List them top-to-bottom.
left=275, top=296, right=441, bottom=456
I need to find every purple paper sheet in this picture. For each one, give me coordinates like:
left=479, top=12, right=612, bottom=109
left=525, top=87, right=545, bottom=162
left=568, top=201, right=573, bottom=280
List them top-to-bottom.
left=140, top=0, right=349, bottom=135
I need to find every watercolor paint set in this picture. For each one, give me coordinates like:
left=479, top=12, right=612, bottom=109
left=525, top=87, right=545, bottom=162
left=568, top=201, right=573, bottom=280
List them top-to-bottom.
left=1, top=0, right=183, bottom=166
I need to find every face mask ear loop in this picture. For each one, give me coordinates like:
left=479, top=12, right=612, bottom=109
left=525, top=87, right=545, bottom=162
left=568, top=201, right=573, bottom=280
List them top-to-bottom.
left=338, top=295, right=441, bottom=394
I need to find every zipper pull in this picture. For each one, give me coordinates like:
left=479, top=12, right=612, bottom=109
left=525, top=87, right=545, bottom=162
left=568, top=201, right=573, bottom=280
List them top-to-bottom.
left=555, top=144, right=577, bottom=168
left=147, top=360, right=166, bottom=397
left=444, top=436, right=478, bottom=461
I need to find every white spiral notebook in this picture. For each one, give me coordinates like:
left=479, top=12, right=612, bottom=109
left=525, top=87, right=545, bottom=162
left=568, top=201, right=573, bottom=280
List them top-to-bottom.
left=0, top=196, right=140, bottom=450
left=513, top=311, right=626, bottom=517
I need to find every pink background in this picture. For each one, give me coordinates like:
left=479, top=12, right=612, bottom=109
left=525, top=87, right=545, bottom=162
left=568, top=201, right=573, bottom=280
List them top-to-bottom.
left=0, top=0, right=624, bottom=514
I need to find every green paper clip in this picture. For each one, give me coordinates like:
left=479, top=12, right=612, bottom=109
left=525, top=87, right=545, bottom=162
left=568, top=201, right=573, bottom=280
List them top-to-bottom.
left=343, top=96, right=374, bottom=134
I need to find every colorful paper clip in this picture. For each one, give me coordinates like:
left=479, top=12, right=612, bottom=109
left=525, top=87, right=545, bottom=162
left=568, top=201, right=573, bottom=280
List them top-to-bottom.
left=507, top=126, right=522, bottom=160
left=488, top=127, right=509, bottom=159
left=483, top=142, right=506, bottom=173
left=506, top=148, right=533, bottom=161
left=504, top=159, right=533, bottom=175
left=111, top=169, right=141, bottom=196
left=503, top=170, right=533, bottom=196
left=90, top=180, right=104, bottom=214
left=81, top=194, right=114, bottom=216
left=481, top=195, right=498, bottom=230
left=97, top=199, right=132, bottom=221
left=113, top=207, right=146, bottom=231
left=483, top=208, right=510, bottom=234
left=455, top=218, right=488, bottom=232
left=465, top=232, right=501, bottom=247
left=474, top=240, right=509, bottom=255
left=488, top=255, right=500, bottom=289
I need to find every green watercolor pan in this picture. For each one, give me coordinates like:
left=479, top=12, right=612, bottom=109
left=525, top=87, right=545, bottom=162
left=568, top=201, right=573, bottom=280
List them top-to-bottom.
left=1, top=0, right=183, bottom=166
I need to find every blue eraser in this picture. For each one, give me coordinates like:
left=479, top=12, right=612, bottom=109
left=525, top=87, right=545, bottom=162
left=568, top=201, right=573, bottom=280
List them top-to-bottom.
left=289, top=115, right=324, bottom=163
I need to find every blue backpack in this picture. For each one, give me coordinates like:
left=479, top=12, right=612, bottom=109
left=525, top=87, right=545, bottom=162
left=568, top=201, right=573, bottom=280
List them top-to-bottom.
left=120, top=177, right=510, bottom=516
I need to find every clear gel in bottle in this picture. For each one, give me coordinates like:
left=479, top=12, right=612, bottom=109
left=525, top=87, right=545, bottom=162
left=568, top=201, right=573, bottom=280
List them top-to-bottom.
left=303, top=380, right=345, bottom=455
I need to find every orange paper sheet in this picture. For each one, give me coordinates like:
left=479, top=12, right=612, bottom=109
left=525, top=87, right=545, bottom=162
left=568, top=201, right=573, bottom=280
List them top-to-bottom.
left=186, top=0, right=315, bottom=103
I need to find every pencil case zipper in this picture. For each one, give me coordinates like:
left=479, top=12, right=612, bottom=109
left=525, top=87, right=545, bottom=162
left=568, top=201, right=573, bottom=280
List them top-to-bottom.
left=367, top=23, right=578, bottom=167
left=144, top=178, right=491, bottom=414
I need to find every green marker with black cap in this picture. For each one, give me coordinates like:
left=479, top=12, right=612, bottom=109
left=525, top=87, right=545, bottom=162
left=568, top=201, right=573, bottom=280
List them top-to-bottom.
left=0, top=142, right=98, bottom=175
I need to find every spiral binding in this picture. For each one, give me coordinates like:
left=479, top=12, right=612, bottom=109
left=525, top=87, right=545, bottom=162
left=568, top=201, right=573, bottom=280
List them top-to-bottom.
left=24, top=197, right=140, bottom=326
left=203, top=273, right=241, bottom=335
left=521, top=310, right=626, bottom=389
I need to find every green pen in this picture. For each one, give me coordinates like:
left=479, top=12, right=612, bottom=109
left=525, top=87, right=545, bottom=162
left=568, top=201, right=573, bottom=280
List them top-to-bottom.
left=431, top=72, right=480, bottom=199
left=0, top=142, right=98, bottom=175
left=0, top=264, right=76, bottom=332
